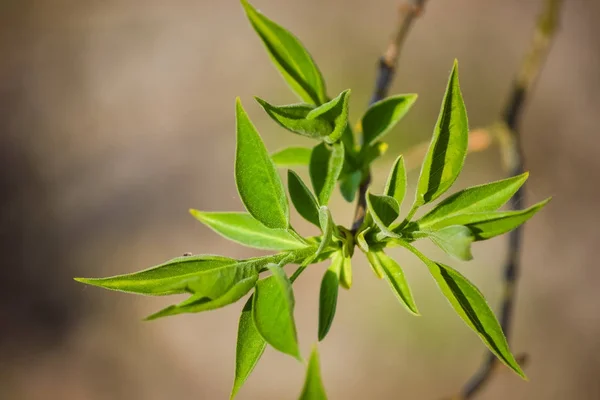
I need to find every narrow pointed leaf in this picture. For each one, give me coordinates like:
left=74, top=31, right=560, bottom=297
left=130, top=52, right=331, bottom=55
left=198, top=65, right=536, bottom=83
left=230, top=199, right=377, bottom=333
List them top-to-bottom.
left=241, top=0, right=326, bottom=105
left=415, top=60, right=468, bottom=206
left=362, top=94, right=418, bottom=146
left=235, top=98, right=289, bottom=229
left=255, top=98, right=331, bottom=139
left=309, top=142, right=344, bottom=205
left=272, top=146, right=312, bottom=167
left=384, top=155, right=407, bottom=208
left=288, top=170, right=320, bottom=227
left=417, top=173, right=529, bottom=229
left=366, top=191, right=400, bottom=238
left=429, top=198, right=550, bottom=240
left=316, top=206, right=334, bottom=258
left=190, top=211, right=306, bottom=250
left=422, top=225, right=474, bottom=261
left=356, top=227, right=371, bottom=253
left=401, top=242, right=526, bottom=378
left=365, top=251, right=385, bottom=279
left=372, top=251, right=419, bottom=315
left=318, top=252, right=342, bottom=341
left=339, top=252, right=353, bottom=290
left=74, top=255, right=235, bottom=295
left=253, top=264, right=300, bottom=359
left=145, top=275, right=258, bottom=320
left=230, top=296, right=266, bottom=400
left=298, top=347, right=328, bottom=400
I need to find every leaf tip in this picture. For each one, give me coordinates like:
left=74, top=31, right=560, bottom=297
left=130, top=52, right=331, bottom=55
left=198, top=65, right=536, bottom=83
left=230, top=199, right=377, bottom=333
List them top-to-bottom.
left=73, top=277, right=87, bottom=284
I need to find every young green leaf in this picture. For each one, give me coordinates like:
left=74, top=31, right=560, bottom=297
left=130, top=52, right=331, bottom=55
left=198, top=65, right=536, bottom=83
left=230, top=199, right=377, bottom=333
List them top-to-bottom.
left=241, top=0, right=327, bottom=105
left=414, top=60, right=468, bottom=207
left=306, top=89, right=351, bottom=143
left=361, top=94, right=418, bottom=146
left=235, top=98, right=289, bottom=229
left=255, top=99, right=331, bottom=140
left=309, top=142, right=345, bottom=205
left=272, top=146, right=312, bottom=167
left=384, top=155, right=407, bottom=208
left=288, top=170, right=320, bottom=227
left=339, top=170, right=362, bottom=202
left=416, top=173, right=529, bottom=229
left=366, top=191, right=400, bottom=238
left=428, top=198, right=550, bottom=240
left=316, top=206, right=334, bottom=258
left=190, top=211, right=306, bottom=251
left=422, top=225, right=475, bottom=261
left=356, top=227, right=371, bottom=253
left=401, top=242, right=526, bottom=378
left=365, top=251, right=385, bottom=280
left=370, top=251, right=419, bottom=315
left=318, top=252, right=342, bottom=341
left=339, top=254, right=352, bottom=290
left=74, top=255, right=236, bottom=295
left=253, top=264, right=300, bottom=359
left=145, top=274, right=258, bottom=320
left=231, top=296, right=266, bottom=400
left=298, top=346, right=328, bottom=400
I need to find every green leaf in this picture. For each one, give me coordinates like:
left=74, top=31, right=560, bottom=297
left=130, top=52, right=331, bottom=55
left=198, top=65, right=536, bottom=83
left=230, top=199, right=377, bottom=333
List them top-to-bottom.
left=241, top=0, right=326, bottom=105
left=414, top=60, right=468, bottom=207
left=306, top=89, right=351, bottom=143
left=361, top=94, right=418, bottom=146
left=235, top=98, right=289, bottom=229
left=255, top=99, right=331, bottom=140
left=359, top=141, right=388, bottom=167
left=309, top=142, right=345, bottom=205
left=272, top=146, right=312, bottom=167
left=384, top=155, right=407, bottom=208
left=288, top=170, right=320, bottom=227
left=339, top=170, right=362, bottom=202
left=417, top=173, right=529, bottom=229
left=366, top=191, right=400, bottom=238
left=429, top=198, right=550, bottom=240
left=316, top=206, right=334, bottom=258
left=190, top=211, right=306, bottom=251
left=422, top=225, right=474, bottom=261
left=356, top=227, right=371, bottom=253
left=402, top=242, right=526, bottom=378
left=339, top=251, right=353, bottom=290
left=365, top=251, right=385, bottom=280
left=371, top=251, right=419, bottom=315
left=318, top=252, right=342, bottom=341
left=74, top=255, right=236, bottom=295
left=253, top=264, right=300, bottom=359
left=145, top=274, right=258, bottom=320
left=230, top=296, right=266, bottom=400
left=298, top=346, right=328, bottom=400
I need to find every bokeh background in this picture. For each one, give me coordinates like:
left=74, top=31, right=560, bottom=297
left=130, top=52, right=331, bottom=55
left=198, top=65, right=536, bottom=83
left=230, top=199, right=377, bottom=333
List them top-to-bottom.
left=1, top=0, right=599, bottom=399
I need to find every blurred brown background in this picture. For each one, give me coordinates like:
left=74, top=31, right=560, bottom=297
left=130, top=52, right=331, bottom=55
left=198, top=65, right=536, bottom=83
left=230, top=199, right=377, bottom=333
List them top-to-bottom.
left=1, top=0, right=599, bottom=399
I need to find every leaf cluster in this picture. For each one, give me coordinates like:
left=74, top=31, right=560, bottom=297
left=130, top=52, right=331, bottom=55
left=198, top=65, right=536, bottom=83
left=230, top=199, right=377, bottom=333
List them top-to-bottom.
left=75, top=1, right=550, bottom=398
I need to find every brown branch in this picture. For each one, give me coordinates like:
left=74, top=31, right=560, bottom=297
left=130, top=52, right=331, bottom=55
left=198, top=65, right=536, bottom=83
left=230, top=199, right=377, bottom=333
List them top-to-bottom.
left=351, top=0, right=427, bottom=234
left=445, top=1, right=564, bottom=398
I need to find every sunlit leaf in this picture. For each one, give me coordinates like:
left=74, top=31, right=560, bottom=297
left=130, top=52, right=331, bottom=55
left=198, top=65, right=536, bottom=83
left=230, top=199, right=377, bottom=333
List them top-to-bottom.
left=241, top=0, right=327, bottom=105
left=414, top=60, right=468, bottom=207
left=362, top=94, right=417, bottom=146
left=235, top=98, right=289, bottom=229
left=309, top=142, right=344, bottom=205
left=272, top=146, right=312, bottom=167
left=384, top=155, right=407, bottom=209
left=417, top=173, right=529, bottom=229
left=366, top=191, right=400, bottom=238
left=190, top=211, right=306, bottom=250
left=422, top=225, right=474, bottom=261
left=401, top=242, right=526, bottom=378
left=371, top=251, right=419, bottom=315
left=253, top=264, right=300, bottom=359
left=298, top=346, right=328, bottom=400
